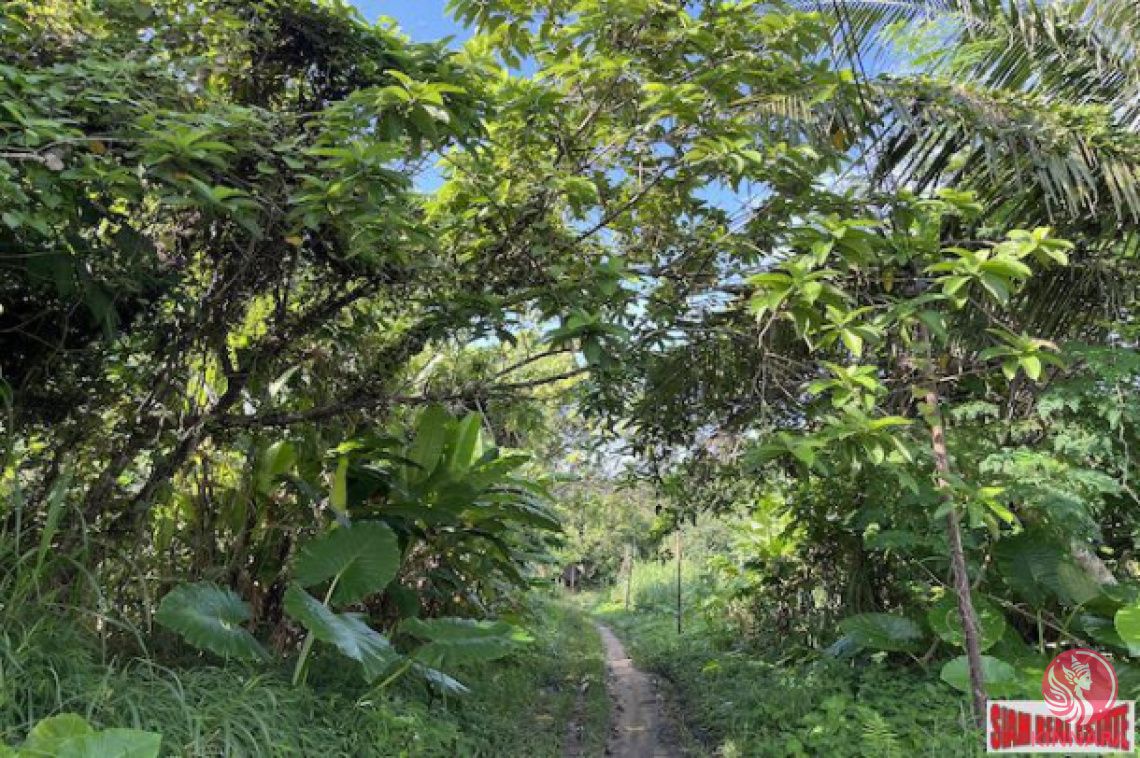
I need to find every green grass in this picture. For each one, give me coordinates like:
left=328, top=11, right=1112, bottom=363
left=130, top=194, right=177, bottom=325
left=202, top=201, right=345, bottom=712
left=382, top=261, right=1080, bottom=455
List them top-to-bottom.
left=587, top=578, right=982, bottom=758
left=1, top=597, right=607, bottom=757
left=432, top=598, right=609, bottom=757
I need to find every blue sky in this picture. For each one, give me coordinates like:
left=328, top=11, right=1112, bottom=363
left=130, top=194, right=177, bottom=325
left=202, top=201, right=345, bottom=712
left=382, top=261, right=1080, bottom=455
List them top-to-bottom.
left=352, top=1, right=468, bottom=42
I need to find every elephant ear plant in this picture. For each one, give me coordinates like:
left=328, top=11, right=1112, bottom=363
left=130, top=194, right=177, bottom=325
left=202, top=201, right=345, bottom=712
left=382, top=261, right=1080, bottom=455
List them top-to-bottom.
left=156, top=519, right=529, bottom=691
left=2, top=713, right=161, bottom=758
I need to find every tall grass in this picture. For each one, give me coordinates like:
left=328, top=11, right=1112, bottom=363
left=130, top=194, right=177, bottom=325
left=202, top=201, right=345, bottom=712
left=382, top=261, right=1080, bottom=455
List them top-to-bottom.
left=608, top=556, right=712, bottom=614
left=1, top=596, right=607, bottom=756
left=0, top=610, right=456, bottom=755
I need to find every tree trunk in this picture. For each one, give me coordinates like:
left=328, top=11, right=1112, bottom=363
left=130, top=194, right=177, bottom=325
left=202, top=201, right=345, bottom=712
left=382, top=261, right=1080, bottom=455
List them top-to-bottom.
left=926, top=386, right=987, bottom=730
left=675, top=528, right=683, bottom=634
left=624, top=544, right=633, bottom=611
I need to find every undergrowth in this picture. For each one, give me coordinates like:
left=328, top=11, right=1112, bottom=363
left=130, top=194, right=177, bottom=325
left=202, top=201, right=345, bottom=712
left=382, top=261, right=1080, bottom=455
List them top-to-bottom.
left=1, top=598, right=606, bottom=757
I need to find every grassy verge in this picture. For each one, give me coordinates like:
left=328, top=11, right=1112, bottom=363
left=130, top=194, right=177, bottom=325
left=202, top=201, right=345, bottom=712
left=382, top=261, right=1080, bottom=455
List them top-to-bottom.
left=588, top=591, right=980, bottom=757
left=1, top=597, right=607, bottom=756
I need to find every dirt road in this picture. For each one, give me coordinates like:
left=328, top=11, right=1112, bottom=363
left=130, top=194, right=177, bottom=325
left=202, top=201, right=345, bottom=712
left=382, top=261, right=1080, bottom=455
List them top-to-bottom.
left=595, top=623, right=678, bottom=757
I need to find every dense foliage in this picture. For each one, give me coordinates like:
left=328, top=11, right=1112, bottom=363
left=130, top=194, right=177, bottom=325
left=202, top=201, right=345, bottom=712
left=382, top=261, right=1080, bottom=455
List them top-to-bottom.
left=2, top=0, right=1139, bottom=754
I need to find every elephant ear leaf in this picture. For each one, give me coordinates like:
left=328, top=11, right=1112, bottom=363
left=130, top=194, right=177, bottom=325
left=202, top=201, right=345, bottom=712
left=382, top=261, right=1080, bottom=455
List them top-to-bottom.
left=294, top=521, right=400, bottom=605
left=155, top=582, right=266, bottom=661
left=284, top=586, right=401, bottom=682
left=927, top=594, right=1006, bottom=651
left=837, top=613, right=925, bottom=653
left=403, top=617, right=531, bottom=669
left=940, top=655, right=1020, bottom=697
left=411, top=661, right=470, bottom=696
left=21, top=714, right=161, bottom=758
left=22, top=714, right=92, bottom=756
left=54, top=730, right=163, bottom=758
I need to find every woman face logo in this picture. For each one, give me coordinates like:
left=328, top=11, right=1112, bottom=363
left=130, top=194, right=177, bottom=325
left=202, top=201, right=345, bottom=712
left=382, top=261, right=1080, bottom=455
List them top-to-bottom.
left=1043, top=648, right=1118, bottom=726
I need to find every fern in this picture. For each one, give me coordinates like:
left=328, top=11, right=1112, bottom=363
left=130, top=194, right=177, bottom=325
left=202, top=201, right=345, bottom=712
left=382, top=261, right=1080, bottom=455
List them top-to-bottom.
left=857, top=706, right=904, bottom=758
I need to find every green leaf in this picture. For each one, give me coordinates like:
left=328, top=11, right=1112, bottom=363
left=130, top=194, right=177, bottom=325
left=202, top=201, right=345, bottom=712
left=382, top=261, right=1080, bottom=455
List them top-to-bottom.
left=979, top=258, right=1032, bottom=280
left=978, top=273, right=1010, bottom=304
left=840, top=329, right=863, bottom=357
left=1021, top=355, right=1043, bottom=381
left=408, top=405, right=453, bottom=480
left=447, top=412, right=483, bottom=475
left=256, top=440, right=295, bottom=493
left=330, top=456, right=348, bottom=514
left=294, top=521, right=400, bottom=605
left=995, top=533, right=1066, bottom=605
left=1056, top=560, right=1102, bottom=606
left=155, top=583, right=266, bottom=660
left=387, top=583, right=421, bottom=620
left=283, top=586, right=401, bottom=682
left=926, top=594, right=1006, bottom=651
left=1114, top=603, right=1140, bottom=656
left=837, top=613, right=924, bottom=652
left=1079, top=614, right=1128, bottom=652
left=403, top=617, right=531, bottom=668
left=940, top=655, right=1018, bottom=697
left=411, top=662, right=470, bottom=695
left=20, top=714, right=160, bottom=758
left=22, top=714, right=93, bottom=755
left=54, top=730, right=163, bottom=758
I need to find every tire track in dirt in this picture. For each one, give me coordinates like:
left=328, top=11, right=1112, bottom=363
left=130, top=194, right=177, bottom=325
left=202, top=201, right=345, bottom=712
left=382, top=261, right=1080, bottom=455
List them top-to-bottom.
left=595, top=623, right=678, bottom=757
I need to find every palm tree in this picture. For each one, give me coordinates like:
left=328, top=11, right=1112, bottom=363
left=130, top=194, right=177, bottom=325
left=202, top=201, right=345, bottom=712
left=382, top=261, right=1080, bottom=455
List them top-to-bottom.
left=801, top=0, right=1140, bottom=726
left=810, top=0, right=1140, bottom=327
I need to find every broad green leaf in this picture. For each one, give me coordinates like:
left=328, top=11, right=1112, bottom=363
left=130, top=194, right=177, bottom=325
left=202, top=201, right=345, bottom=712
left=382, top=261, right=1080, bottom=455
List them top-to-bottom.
left=979, top=258, right=1031, bottom=280
left=979, top=273, right=1010, bottom=304
left=1021, top=355, right=1043, bottom=381
left=408, top=405, right=452, bottom=480
left=447, top=412, right=483, bottom=474
left=256, top=440, right=295, bottom=493
left=330, top=456, right=348, bottom=514
left=294, top=521, right=400, bottom=605
left=995, top=532, right=1066, bottom=605
left=1056, top=560, right=1102, bottom=606
left=155, top=583, right=266, bottom=660
left=387, top=583, right=421, bottom=619
left=283, top=586, right=401, bottom=682
left=927, top=594, right=1006, bottom=651
left=1114, top=603, right=1140, bottom=656
left=836, top=613, right=924, bottom=652
left=1079, top=614, right=1128, bottom=652
left=403, top=617, right=531, bottom=668
left=823, top=634, right=863, bottom=659
left=940, top=655, right=1019, bottom=697
left=411, top=662, right=470, bottom=695
left=21, top=714, right=161, bottom=758
left=22, top=714, right=92, bottom=755
left=55, top=730, right=162, bottom=758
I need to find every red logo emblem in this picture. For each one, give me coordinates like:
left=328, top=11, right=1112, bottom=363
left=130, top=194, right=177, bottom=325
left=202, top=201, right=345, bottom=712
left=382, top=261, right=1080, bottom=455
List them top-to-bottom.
left=1043, top=648, right=1119, bottom=726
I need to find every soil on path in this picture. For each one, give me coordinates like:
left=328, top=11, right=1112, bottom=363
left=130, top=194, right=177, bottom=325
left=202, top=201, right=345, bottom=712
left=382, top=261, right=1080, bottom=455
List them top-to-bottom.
left=595, top=623, right=679, bottom=758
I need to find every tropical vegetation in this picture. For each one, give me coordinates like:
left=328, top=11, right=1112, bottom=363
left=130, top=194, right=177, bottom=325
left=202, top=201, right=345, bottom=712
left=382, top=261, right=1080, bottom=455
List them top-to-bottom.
left=2, top=0, right=1138, bottom=755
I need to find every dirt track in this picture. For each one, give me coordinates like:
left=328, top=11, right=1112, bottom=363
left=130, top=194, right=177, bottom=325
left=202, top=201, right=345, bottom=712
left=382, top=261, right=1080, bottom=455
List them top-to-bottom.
left=595, top=623, right=678, bottom=757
